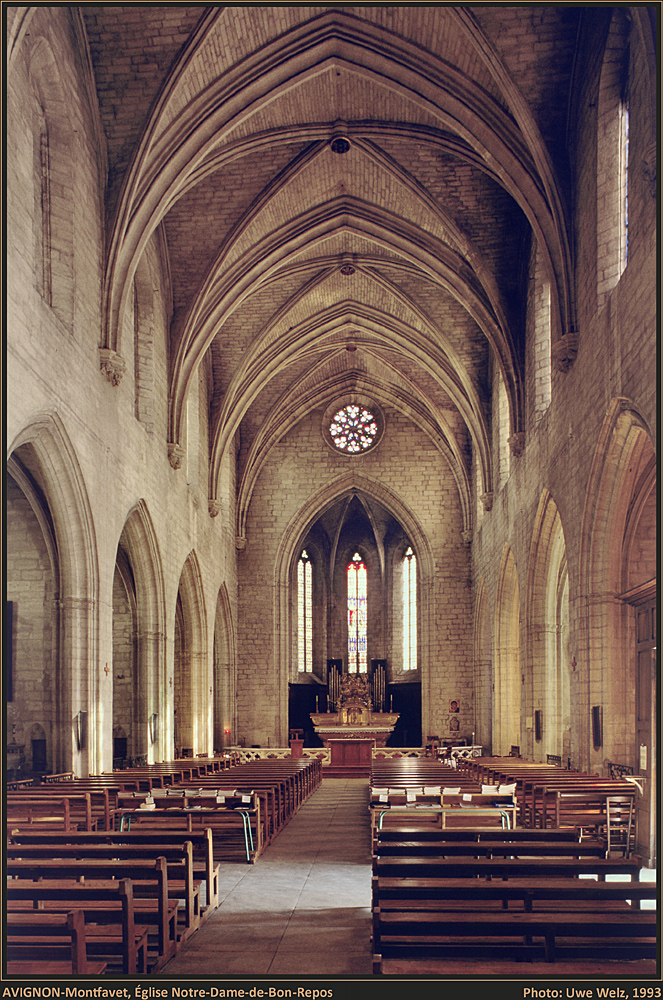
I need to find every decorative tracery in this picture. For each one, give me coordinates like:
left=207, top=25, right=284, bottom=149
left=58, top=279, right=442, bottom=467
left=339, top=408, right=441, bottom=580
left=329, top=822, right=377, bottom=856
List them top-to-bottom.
left=330, top=405, right=378, bottom=453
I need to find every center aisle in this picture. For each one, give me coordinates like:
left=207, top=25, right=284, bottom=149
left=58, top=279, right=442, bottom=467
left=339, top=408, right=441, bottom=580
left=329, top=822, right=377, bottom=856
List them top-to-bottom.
left=160, top=777, right=373, bottom=977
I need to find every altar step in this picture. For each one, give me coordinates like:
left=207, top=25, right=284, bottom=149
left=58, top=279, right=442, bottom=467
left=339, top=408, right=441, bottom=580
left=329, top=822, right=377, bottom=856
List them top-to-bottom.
left=322, top=766, right=371, bottom=778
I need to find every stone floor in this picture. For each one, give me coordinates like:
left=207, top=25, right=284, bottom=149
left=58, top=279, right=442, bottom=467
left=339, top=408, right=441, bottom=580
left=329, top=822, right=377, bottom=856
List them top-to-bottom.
left=159, top=777, right=373, bottom=977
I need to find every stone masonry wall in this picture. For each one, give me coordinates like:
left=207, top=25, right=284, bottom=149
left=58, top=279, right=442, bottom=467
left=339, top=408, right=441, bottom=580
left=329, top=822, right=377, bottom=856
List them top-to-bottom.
left=237, top=405, right=473, bottom=746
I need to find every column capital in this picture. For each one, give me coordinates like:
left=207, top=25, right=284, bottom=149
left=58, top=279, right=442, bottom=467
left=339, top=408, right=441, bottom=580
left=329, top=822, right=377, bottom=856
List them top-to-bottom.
left=99, top=348, right=126, bottom=386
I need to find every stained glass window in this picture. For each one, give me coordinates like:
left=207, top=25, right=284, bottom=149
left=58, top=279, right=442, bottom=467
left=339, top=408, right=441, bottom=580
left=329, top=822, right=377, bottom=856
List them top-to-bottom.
left=621, top=96, right=629, bottom=271
left=329, top=405, right=378, bottom=453
left=402, top=547, right=417, bottom=671
left=297, top=550, right=312, bottom=671
left=347, top=552, right=367, bottom=673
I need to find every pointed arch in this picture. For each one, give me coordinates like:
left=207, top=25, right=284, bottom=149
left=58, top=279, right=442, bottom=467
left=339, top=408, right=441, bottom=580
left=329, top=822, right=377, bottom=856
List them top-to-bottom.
left=103, top=12, right=570, bottom=406
left=27, top=34, right=76, bottom=329
left=182, top=203, right=512, bottom=483
left=236, top=362, right=475, bottom=542
left=579, top=398, right=655, bottom=773
left=8, top=413, right=99, bottom=775
left=273, top=472, right=435, bottom=744
left=526, top=490, right=570, bottom=762
left=116, top=501, right=167, bottom=763
left=494, top=545, right=521, bottom=755
left=174, top=551, right=209, bottom=756
left=473, top=577, right=493, bottom=752
left=213, top=583, right=236, bottom=752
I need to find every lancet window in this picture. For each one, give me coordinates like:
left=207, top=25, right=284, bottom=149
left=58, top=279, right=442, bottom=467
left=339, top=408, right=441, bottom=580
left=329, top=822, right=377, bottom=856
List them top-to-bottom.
left=402, top=547, right=417, bottom=671
left=297, top=550, right=313, bottom=671
left=347, top=552, right=367, bottom=673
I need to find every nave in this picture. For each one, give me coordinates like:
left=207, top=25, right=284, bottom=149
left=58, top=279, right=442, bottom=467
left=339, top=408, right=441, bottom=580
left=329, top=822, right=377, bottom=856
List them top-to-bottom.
left=6, top=757, right=657, bottom=979
left=160, top=779, right=372, bottom=977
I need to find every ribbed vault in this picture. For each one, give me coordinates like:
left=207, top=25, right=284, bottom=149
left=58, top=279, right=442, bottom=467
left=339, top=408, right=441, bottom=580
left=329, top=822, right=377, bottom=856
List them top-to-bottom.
left=82, top=5, right=582, bottom=541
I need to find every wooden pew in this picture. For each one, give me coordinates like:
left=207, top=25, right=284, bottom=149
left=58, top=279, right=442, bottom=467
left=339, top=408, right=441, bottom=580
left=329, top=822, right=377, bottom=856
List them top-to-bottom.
left=6, top=777, right=35, bottom=791
left=8, top=786, right=113, bottom=831
left=370, top=787, right=517, bottom=840
left=114, top=791, right=263, bottom=863
left=7, top=792, right=96, bottom=831
left=376, top=826, right=581, bottom=843
left=10, top=827, right=219, bottom=913
left=374, top=838, right=608, bottom=859
left=372, top=839, right=656, bottom=974
left=7, top=840, right=201, bottom=938
left=373, top=855, right=644, bottom=880
left=7, top=856, right=177, bottom=968
left=373, top=875, right=657, bottom=913
left=6, top=879, right=143, bottom=974
left=372, top=907, right=657, bottom=969
left=6, top=909, right=107, bottom=976
left=377, top=958, right=658, bottom=976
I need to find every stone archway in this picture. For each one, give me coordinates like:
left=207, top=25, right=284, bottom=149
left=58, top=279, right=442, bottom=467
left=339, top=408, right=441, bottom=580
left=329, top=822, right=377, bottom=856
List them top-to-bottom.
left=580, top=398, right=656, bottom=861
left=8, top=414, right=99, bottom=774
left=274, top=474, right=436, bottom=746
left=527, top=491, right=570, bottom=762
left=112, top=502, right=166, bottom=767
left=494, top=545, right=521, bottom=756
left=174, top=552, right=209, bottom=756
left=473, top=578, right=493, bottom=753
left=213, top=584, right=236, bottom=752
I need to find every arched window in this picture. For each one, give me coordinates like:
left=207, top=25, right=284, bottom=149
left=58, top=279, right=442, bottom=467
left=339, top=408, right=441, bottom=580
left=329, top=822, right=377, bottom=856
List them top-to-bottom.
left=597, top=10, right=631, bottom=307
left=620, top=91, right=630, bottom=272
left=532, top=240, right=551, bottom=420
left=497, top=372, right=510, bottom=486
left=402, top=547, right=417, bottom=671
left=297, top=550, right=313, bottom=671
left=347, top=552, right=367, bottom=673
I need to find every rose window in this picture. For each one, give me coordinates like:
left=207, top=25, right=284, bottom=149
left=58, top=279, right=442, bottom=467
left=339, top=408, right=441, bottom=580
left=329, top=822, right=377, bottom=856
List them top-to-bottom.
left=329, top=405, right=378, bottom=453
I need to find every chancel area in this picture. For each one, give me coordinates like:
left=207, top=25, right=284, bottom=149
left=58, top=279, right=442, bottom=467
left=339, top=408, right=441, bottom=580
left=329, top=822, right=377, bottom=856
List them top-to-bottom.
left=6, top=4, right=657, bottom=979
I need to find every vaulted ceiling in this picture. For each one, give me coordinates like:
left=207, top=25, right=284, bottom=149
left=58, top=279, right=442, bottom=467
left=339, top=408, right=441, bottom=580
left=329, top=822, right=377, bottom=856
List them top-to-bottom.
left=81, top=6, right=582, bottom=524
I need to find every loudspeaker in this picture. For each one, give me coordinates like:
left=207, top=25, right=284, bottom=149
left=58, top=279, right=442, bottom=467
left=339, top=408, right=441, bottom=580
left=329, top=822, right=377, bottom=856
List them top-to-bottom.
left=591, top=705, right=602, bottom=749
left=534, top=709, right=543, bottom=742
left=75, top=710, right=88, bottom=752
left=149, top=713, right=159, bottom=744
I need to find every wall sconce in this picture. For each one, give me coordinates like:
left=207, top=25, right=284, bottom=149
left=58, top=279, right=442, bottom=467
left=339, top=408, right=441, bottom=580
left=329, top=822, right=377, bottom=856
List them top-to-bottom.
left=74, top=711, right=87, bottom=752
left=149, top=713, right=159, bottom=745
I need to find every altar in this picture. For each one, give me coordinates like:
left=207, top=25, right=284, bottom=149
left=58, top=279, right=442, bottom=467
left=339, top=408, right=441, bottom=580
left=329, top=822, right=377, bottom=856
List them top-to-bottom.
left=310, top=673, right=399, bottom=754
left=310, top=717, right=399, bottom=749
left=328, top=738, right=374, bottom=768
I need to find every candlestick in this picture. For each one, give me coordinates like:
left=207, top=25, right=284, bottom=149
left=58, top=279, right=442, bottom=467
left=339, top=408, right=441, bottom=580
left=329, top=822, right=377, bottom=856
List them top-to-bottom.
left=390, top=695, right=393, bottom=712
left=316, top=696, right=319, bottom=712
